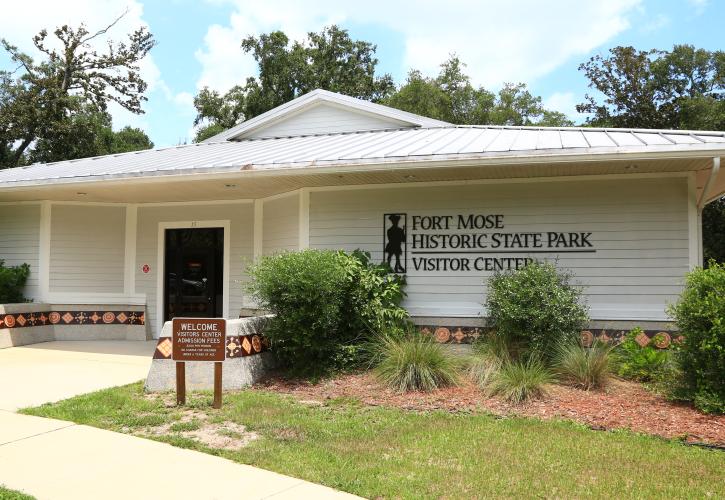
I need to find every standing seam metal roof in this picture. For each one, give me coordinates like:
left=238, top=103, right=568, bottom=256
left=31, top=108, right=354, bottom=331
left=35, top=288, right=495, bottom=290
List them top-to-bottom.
left=1, top=125, right=724, bottom=186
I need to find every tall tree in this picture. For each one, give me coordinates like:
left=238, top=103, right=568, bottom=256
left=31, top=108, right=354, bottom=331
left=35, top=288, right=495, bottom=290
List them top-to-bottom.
left=0, top=12, right=156, bottom=167
left=193, top=26, right=394, bottom=141
left=577, top=45, right=724, bottom=129
left=578, top=45, right=725, bottom=264
left=384, top=57, right=574, bottom=126
left=29, top=105, right=153, bottom=164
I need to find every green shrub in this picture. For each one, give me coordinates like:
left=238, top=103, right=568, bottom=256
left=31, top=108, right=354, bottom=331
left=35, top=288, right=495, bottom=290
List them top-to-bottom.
left=246, top=249, right=407, bottom=375
left=344, top=250, right=409, bottom=333
left=0, top=260, right=30, bottom=303
left=485, top=261, right=589, bottom=360
left=668, top=262, right=725, bottom=414
left=613, top=328, right=671, bottom=382
left=373, top=331, right=459, bottom=392
left=553, top=340, right=612, bottom=390
left=488, top=358, right=553, bottom=403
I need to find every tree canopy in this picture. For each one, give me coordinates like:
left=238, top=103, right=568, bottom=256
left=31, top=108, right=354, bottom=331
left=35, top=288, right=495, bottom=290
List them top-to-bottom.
left=0, top=12, right=155, bottom=168
left=193, top=26, right=394, bottom=142
left=193, top=28, right=572, bottom=142
left=578, top=44, right=725, bottom=264
left=577, top=45, right=725, bottom=129
left=384, top=57, right=573, bottom=126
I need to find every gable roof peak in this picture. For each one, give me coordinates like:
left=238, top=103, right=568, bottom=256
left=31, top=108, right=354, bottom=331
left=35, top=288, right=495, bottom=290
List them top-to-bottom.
left=204, top=89, right=450, bottom=142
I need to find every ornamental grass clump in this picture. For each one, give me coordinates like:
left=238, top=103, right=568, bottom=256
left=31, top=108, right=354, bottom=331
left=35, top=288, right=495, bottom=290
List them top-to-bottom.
left=373, top=331, right=459, bottom=392
left=465, top=335, right=511, bottom=390
left=553, top=340, right=612, bottom=390
left=465, top=350, right=503, bottom=390
left=488, top=357, right=553, bottom=404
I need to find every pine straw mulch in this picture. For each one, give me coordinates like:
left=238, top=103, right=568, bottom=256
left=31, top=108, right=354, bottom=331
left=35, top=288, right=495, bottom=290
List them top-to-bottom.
left=254, top=372, right=725, bottom=447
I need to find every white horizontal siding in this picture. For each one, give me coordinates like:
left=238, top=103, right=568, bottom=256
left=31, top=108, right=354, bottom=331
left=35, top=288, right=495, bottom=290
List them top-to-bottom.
left=246, top=103, right=410, bottom=139
left=309, top=177, right=691, bottom=321
left=263, top=195, right=299, bottom=255
left=135, top=203, right=253, bottom=338
left=0, top=204, right=40, bottom=300
left=49, top=205, right=125, bottom=294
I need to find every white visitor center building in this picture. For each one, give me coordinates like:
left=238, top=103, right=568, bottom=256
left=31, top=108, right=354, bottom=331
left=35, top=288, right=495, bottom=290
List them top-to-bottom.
left=1, top=89, right=724, bottom=347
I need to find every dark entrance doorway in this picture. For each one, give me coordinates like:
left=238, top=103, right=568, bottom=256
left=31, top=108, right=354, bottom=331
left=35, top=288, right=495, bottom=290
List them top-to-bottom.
left=164, top=228, right=224, bottom=322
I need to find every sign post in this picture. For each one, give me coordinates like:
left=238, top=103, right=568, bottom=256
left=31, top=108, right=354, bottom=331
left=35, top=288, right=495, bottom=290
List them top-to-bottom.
left=172, top=318, right=226, bottom=408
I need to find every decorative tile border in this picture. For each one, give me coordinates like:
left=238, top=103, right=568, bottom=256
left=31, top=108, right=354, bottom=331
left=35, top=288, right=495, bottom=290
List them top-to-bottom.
left=0, top=310, right=145, bottom=329
left=419, top=326, right=679, bottom=349
left=153, top=334, right=269, bottom=360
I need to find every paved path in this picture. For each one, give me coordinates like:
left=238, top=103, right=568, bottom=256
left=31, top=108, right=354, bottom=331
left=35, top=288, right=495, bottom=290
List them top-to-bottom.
left=0, top=341, right=157, bottom=411
left=0, top=342, right=360, bottom=500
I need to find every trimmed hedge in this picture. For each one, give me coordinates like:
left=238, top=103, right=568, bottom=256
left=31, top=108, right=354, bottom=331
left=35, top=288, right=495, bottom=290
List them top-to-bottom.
left=246, top=249, right=407, bottom=375
left=485, top=260, right=589, bottom=360
left=668, top=262, right=725, bottom=414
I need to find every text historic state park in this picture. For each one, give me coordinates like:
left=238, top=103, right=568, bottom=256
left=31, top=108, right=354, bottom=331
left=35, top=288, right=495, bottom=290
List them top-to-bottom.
left=409, top=214, right=595, bottom=272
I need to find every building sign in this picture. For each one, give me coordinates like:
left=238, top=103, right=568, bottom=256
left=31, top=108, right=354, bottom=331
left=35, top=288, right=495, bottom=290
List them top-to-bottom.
left=383, top=213, right=596, bottom=273
left=383, top=213, right=407, bottom=273
left=172, top=318, right=226, bottom=362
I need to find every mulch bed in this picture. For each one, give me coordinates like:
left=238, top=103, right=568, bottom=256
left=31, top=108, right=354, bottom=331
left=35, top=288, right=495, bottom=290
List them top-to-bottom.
left=255, top=373, right=725, bottom=447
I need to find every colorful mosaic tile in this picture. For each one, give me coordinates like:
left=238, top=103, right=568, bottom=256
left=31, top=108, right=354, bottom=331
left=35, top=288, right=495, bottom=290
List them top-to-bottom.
left=0, top=310, right=145, bottom=330
left=418, top=325, right=677, bottom=349
left=153, top=334, right=269, bottom=360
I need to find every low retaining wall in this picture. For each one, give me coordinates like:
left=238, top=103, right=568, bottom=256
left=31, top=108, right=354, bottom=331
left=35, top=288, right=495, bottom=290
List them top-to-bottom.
left=0, top=303, right=149, bottom=348
left=145, top=316, right=273, bottom=392
left=412, top=317, right=679, bottom=348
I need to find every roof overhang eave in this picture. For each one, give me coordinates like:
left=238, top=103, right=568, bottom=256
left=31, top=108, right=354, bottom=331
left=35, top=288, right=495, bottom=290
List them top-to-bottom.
left=1, top=146, right=724, bottom=192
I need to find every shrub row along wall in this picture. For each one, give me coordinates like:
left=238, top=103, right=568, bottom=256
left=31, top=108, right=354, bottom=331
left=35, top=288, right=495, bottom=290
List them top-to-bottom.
left=0, top=303, right=149, bottom=348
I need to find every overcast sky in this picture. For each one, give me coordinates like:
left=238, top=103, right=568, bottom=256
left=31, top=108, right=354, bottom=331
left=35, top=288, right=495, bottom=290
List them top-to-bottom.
left=0, top=0, right=721, bottom=147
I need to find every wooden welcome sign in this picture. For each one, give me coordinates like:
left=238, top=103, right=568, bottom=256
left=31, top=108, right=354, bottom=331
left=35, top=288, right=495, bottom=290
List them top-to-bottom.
left=172, top=318, right=226, bottom=408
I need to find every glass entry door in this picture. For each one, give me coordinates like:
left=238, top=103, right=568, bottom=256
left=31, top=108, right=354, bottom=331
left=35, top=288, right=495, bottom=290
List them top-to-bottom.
left=164, top=228, right=224, bottom=321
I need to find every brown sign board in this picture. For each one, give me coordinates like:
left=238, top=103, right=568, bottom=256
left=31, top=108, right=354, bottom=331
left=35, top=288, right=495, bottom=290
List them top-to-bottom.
left=172, top=318, right=226, bottom=362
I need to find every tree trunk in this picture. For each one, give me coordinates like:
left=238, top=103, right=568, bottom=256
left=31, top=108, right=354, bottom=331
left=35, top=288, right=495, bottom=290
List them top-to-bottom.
left=11, top=135, right=34, bottom=167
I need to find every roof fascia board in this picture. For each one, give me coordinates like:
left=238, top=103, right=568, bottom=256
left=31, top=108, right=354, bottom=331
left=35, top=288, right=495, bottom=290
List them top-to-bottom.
left=1, top=148, right=721, bottom=191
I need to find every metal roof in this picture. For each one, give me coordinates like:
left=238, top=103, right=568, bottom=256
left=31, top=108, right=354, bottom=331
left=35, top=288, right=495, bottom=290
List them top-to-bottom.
left=204, top=89, right=450, bottom=142
left=1, top=125, right=725, bottom=188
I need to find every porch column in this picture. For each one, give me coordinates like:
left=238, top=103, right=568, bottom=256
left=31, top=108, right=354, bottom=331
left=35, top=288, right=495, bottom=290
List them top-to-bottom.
left=298, top=188, right=310, bottom=249
left=253, top=199, right=263, bottom=260
left=38, top=201, right=51, bottom=300
left=124, top=204, right=138, bottom=295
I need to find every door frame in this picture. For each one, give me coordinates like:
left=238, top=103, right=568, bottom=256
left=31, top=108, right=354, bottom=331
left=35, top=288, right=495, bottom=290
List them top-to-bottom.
left=156, top=220, right=231, bottom=337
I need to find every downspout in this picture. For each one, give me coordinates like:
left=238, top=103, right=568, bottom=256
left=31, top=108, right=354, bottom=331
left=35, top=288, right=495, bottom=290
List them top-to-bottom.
left=695, top=157, right=720, bottom=267
left=698, top=157, right=721, bottom=212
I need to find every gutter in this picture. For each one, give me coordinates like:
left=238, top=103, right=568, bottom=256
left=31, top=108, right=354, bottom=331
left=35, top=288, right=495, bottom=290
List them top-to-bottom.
left=697, top=157, right=721, bottom=212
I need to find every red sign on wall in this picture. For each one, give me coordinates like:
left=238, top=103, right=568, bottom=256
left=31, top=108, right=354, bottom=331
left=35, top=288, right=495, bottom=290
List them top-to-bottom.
left=142, top=264, right=150, bottom=274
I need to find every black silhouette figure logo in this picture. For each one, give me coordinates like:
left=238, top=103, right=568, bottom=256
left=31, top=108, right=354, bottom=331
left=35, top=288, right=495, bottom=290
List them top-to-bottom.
left=383, top=213, right=407, bottom=273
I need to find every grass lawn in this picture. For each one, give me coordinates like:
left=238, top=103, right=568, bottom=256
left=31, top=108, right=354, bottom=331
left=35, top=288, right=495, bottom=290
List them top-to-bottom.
left=22, top=382, right=724, bottom=499
left=0, top=486, right=35, bottom=500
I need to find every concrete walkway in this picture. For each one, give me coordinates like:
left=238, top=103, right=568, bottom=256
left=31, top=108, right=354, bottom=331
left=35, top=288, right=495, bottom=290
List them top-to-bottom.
left=0, top=341, right=157, bottom=411
left=0, top=342, right=360, bottom=500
